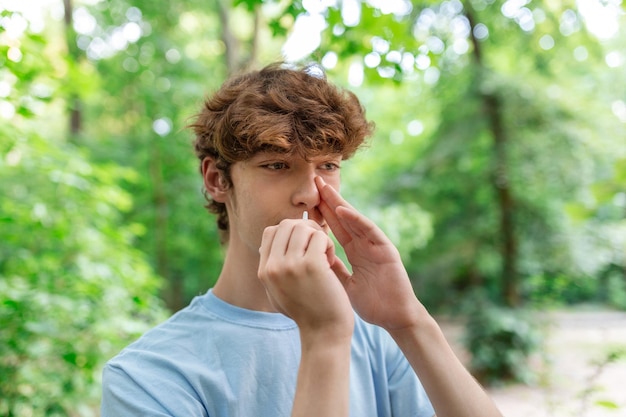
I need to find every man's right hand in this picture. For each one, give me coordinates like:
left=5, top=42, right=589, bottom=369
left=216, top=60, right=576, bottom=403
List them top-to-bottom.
left=257, top=218, right=354, bottom=341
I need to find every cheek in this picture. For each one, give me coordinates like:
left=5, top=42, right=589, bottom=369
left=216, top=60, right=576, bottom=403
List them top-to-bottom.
left=322, top=172, right=341, bottom=192
left=232, top=191, right=283, bottom=245
left=230, top=203, right=266, bottom=250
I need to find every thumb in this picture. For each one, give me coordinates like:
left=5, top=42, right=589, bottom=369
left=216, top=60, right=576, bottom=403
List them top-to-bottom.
left=330, top=254, right=352, bottom=286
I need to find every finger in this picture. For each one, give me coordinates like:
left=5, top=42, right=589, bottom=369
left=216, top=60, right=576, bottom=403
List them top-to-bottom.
left=315, top=176, right=355, bottom=212
left=316, top=176, right=360, bottom=246
left=319, top=190, right=388, bottom=247
left=319, top=199, right=352, bottom=245
left=336, top=205, right=390, bottom=245
left=302, top=218, right=325, bottom=233
left=269, top=219, right=298, bottom=257
left=286, top=219, right=326, bottom=256
left=286, top=222, right=318, bottom=256
left=259, top=225, right=279, bottom=272
left=303, top=228, right=351, bottom=286
left=305, top=230, right=332, bottom=259
left=329, top=254, right=352, bottom=285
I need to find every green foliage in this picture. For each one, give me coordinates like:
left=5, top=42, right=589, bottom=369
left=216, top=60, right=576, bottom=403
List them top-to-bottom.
left=2, top=0, right=626, bottom=411
left=71, top=0, right=280, bottom=308
left=307, top=0, right=626, bottom=309
left=0, top=8, right=168, bottom=415
left=0, top=132, right=168, bottom=416
left=364, top=202, right=433, bottom=261
left=605, top=271, right=626, bottom=310
left=523, top=274, right=600, bottom=307
left=461, top=293, right=541, bottom=385
left=578, top=345, right=626, bottom=415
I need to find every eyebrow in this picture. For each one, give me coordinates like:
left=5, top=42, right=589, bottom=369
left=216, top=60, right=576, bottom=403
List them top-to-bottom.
left=252, top=151, right=342, bottom=162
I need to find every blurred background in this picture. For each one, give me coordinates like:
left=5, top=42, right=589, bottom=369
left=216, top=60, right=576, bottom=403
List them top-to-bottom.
left=1, top=0, right=625, bottom=415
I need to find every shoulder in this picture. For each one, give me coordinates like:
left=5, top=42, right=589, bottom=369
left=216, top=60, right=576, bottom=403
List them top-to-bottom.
left=104, top=293, right=216, bottom=381
left=101, top=294, right=220, bottom=416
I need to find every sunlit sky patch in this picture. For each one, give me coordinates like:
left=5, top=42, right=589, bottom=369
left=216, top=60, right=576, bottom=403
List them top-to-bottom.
left=1, top=0, right=623, bottom=72
left=280, top=0, right=623, bottom=75
left=576, top=0, right=622, bottom=39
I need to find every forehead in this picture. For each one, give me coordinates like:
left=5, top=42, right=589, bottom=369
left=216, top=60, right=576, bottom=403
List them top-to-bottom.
left=248, top=150, right=343, bottom=163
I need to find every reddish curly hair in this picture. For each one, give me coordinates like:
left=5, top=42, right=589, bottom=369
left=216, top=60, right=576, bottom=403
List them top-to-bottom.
left=190, top=62, right=374, bottom=237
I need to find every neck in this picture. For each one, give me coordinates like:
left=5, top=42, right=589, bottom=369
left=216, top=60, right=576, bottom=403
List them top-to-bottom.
left=212, top=240, right=277, bottom=312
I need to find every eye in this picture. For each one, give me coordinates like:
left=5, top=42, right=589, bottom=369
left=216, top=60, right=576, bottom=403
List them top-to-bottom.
left=262, top=162, right=289, bottom=170
left=319, top=162, right=341, bottom=171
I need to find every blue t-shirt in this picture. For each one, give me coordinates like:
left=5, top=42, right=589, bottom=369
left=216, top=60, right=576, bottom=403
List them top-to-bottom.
left=101, top=290, right=435, bottom=417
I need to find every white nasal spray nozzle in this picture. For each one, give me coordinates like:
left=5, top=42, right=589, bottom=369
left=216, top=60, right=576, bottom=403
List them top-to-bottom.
left=302, top=211, right=308, bottom=220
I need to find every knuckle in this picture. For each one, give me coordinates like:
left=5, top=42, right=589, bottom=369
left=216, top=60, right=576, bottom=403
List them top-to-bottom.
left=279, top=218, right=297, bottom=227
left=261, top=225, right=277, bottom=239
left=313, top=229, right=327, bottom=239
left=264, top=259, right=298, bottom=279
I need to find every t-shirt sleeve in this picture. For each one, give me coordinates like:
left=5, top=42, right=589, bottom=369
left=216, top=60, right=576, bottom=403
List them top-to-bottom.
left=101, top=358, right=208, bottom=417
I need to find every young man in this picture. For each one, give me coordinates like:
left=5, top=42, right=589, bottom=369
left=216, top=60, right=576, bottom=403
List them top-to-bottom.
left=101, top=63, right=503, bottom=417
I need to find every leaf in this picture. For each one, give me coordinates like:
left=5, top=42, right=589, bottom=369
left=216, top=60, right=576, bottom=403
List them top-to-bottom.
left=594, top=400, right=619, bottom=410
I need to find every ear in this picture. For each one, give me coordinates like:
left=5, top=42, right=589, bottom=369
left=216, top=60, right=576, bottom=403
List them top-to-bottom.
left=201, top=157, right=228, bottom=203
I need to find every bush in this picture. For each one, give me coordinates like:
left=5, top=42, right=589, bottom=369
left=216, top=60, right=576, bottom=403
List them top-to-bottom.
left=0, top=133, right=168, bottom=416
left=606, top=272, right=626, bottom=310
left=523, top=273, right=600, bottom=307
left=462, top=294, right=540, bottom=385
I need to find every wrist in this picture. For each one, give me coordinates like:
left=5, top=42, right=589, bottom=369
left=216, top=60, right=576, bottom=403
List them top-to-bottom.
left=377, top=297, right=431, bottom=335
left=385, top=307, right=439, bottom=340
left=386, top=311, right=439, bottom=349
left=299, top=317, right=354, bottom=352
left=293, top=318, right=353, bottom=417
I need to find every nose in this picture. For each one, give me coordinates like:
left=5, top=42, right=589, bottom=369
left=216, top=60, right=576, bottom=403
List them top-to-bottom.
left=291, top=168, right=320, bottom=210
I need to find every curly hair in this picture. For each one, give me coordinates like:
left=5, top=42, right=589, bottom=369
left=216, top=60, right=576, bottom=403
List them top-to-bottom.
left=189, top=62, right=374, bottom=239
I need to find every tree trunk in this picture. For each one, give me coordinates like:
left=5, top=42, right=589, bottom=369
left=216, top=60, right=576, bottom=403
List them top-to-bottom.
left=63, top=0, right=82, bottom=137
left=215, top=0, right=262, bottom=75
left=215, top=0, right=239, bottom=75
left=465, top=3, right=520, bottom=306
left=484, top=93, right=519, bottom=307
left=149, top=142, right=181, bottom=311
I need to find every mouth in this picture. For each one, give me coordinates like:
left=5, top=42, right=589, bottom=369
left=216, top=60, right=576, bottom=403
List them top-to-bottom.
left=293, top=209, right=328, bottom=230
left=298, top=214, right=328, bottom=231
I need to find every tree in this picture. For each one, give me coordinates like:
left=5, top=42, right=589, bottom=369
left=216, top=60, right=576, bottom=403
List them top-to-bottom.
left=67, top=0, right=295, bottom=310
left=262, top=0, right=626, bottom=308
left=0, top=8, right=167, bottom=414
